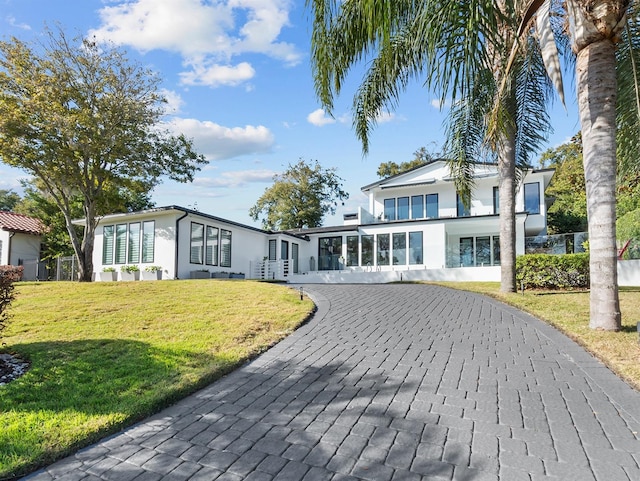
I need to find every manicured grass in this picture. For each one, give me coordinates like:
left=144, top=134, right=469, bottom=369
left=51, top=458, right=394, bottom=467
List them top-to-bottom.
left=0, top=280, right=314, bottom=480
left=434, top=282, right=640, bottom=391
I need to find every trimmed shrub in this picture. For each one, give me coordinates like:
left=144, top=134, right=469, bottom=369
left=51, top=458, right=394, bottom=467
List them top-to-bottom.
left=516, top=253, right=589, bottom=290
left=0, top=266, right=23, bottom=341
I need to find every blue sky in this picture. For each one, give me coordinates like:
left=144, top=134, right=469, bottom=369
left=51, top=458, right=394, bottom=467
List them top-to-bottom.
left=1, top=0, right=581, bottom=227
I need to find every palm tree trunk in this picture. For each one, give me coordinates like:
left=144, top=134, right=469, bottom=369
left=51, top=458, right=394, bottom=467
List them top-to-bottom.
left=577, top=38, right=621, bottom=330
left=498, top=129, right=517, bottom=293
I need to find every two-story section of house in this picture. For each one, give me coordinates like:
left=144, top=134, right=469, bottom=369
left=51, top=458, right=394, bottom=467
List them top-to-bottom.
left=288, top=160, right=554, bottom=282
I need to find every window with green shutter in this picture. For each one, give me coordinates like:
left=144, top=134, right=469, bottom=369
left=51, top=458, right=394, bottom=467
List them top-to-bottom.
left=142, top=221, right=155, bottom=263
left=128, top=223, right=140, bottom=263
left=115, top=224, right=127, bottom=264
left=102, top=225, right=114, bottom=264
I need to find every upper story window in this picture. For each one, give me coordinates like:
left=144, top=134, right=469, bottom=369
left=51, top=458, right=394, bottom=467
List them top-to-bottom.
left=524, top=182, right=540, bottom=214
left=493, top=186, right=500, bottom=214
left=457, top=192, right=471, bottom=217
left=426, top=194, right=439, bottom=219
left=411, top=195, right=423, bottom=219
left=397, top=197, right=410, bottom=220
left=384, top=198, right=396, bottom=221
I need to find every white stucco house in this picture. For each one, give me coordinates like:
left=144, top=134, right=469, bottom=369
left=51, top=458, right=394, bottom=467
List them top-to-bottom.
left=87, top=160, right=561, bottom=283
left=0, top=211, right=45, bottom=281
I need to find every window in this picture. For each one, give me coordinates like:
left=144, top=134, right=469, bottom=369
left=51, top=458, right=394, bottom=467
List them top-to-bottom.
left=524, top=182, right=540, bottom=214
left=493, top=186, right=500, bottom=214
left=457, top=192, right=470, bottom=217
left=426, top=194, right=439, bottom=219
left=411, top=195, right=424, bottom=219
left=397, top=197, right=410, bottom=220
left=384, top=198, right=396, bottom=221
left=142, top=221, right=155, bottom=263
left=190, top=222, right=204, bottom=264
left=128, top=223, right=141, bottom=263
left=115, top=224, right=127, bottom=264
left=102, top=225, right=114, bottom=264
left=205, top=226, right=219, bottom=265
left=220, top=229, right=232, bottom=267
left=392, top=232, right=406, bottom=265
left=409, top=232, right=423, bottom=265
left=377, top=234, right=390, bottom=266
left=346, top=235, right=359, bottom=266
left=361, top=235, right=374, bottom=267
left=493, top=235, right=501, bottom=265
left=319, top=236, right=342, bottom=270
left=476, top=236, right=491, bottom=266
left=460, top=237, right=474, bottom=266
left=268, top=239, right=277, bottom=261
left=281, top=240, right=289, bottom=260
left=292, top=243, right=299, bottom=274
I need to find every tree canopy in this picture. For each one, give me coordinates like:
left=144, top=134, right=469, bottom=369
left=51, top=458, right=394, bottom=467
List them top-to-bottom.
left=0, top=29, right=206, bottom=281
left=376, top=147, right=434, bottom=178
left=249, top=159, right=348, bottom=230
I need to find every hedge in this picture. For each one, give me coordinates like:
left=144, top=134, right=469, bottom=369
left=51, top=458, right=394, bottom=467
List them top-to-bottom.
left=516, top=253, right=589, bottom=290
left=0, top=265, right=23, bottom=341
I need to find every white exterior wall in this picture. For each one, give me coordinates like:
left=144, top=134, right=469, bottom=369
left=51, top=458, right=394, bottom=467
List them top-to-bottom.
left=93, top=211, right=178, bottom=280
left=0, top=230, right=10, bottom=265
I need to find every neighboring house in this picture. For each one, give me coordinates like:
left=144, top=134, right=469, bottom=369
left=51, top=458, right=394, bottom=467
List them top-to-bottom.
left=88, top=161, right=557, bottom=283
left=0, top=211, right=45, bottom=281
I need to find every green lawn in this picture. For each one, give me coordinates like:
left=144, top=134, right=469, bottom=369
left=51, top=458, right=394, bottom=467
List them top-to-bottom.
left=0, top=280, right=314, bottom=480
left=434, top=282, right=640, bottom=391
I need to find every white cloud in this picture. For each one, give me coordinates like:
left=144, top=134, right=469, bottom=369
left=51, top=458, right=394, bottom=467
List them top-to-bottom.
left=89, top=0, right=301, bottom=88
left=6, top=16, right=31, bottom=30
left=179, top=61, right=256, bottom=88
left=159, top=89, right=184, bottom=114
left=431, top=98, right=452, bottom=110
left=307, top=109, right=336, bottom=127
left=375, top=112, right=396, bottom=124
left=165, top=117, right=275, bottom=161
left=193, top=169, right=276, bottom=188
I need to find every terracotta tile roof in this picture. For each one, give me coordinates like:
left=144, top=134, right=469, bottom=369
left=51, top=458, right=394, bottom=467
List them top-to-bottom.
left=0, top=211, right=45, bottom=236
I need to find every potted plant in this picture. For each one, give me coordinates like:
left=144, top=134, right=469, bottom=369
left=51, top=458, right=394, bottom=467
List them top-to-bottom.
left=120, top=265, right=140, bottom=281
left=141, top=265, right=162, bottom=280
left=98, top=267, right=117, bottom=282
left=190, top=269, right=210, bottom=279
left=211, top=271, right=230, bottom=279
left=229, top=272, right=245, bottom=279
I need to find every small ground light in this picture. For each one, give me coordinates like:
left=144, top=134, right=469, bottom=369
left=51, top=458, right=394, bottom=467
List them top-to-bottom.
left=299, top=287, right=304, bottom=300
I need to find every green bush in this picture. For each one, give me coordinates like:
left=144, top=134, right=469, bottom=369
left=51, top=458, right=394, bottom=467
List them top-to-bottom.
left=516, top=253, right=589, bottom=290
left=0, top=266, right=23, bottom=341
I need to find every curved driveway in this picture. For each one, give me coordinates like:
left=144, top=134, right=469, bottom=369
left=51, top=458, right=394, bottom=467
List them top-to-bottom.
left=25, top=284, right=640, bottom=481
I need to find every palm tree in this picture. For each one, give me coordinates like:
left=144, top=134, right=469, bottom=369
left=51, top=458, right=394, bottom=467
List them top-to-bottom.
left=308, top=0, right=554, bottom=293
left=518, top=0, right=640, bottom=330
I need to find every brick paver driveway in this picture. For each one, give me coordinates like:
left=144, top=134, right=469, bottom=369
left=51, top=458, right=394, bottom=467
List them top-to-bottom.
left=25, top=284, right=640, bottom=481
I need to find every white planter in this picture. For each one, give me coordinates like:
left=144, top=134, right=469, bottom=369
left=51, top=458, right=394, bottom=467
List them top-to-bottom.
left=141, top=270, right=162, bottom=281
left=97, top=271, right=117, bottom=282
left=119, top=271, right=140, bottom=281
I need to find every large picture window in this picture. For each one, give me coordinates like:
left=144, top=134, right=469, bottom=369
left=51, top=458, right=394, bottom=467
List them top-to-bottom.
left=524, top=182, right=540, bottom=214
left=456, top=192, right=470, bottom=217
left=426, top=194, right=439, bottom=219
left=411, top=195, right=424, bottom=219
left=397, top=197, right=409, bottom=220
left=384, top=199, right=396, bottom=221
left=142, top=221, right=155, bottom=263
left=190, top=222, right=204, bottom=264
left=128, top=223, right=141, bottom=263
left=115, top=224, right=127, bottom=264
left=102, top=225, right=114, bottom=264
left=205, top=226, right=219, bottom=265
left=220, top=229, right=232, bottom=267
left=409, top=231, right=423, bottom=265
left=392, top=232, right=406, bottom=265
left=377, top=234, right=390, bottom=266
left=346, top=235, right=359, bottom=266
left=361, top=235, right=374, bottom=267
left=319, top=236, right=342, bottom=270
left=476, top=236, right=491, bottom=266
left=460, top=237, right=474, bottom=266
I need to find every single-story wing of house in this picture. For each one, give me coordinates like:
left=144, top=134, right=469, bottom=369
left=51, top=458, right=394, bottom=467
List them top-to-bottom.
left=86, top=160, right=565, bottom=283
left=0, top=211, right=45, bottom=281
